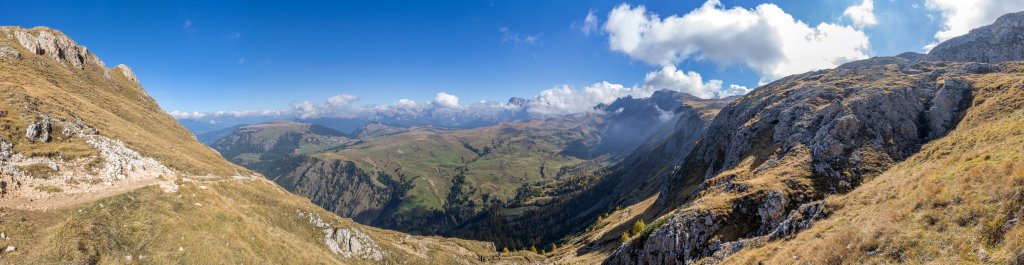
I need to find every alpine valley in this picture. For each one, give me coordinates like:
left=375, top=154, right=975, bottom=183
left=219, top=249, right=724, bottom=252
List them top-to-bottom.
left=3, top=5, right=1024, bottom=265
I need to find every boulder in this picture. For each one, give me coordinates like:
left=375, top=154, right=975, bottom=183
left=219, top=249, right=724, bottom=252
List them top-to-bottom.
left=323, top=227, right=383, bottom=261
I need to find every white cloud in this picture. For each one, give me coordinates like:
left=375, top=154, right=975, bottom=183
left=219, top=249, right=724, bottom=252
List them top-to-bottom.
left=843, top=0, right=878, bottom=28
left=924, top=0, right=1024, bottom=50
left=604, top=1, right=871, bottom=82
left=581, top=9, right=599, bottom=35
left=499, top=27, right=541, bottom=46
left=642, top=65, right=749, bottom=99
left=525, top=82, right=651, bottom=115
left=721, top=84, right=752, bottom=98
left=432, top=92, right=460, bottom=108
left=294, top=94, right=360, bottom=118
left=327, top=94, right=359, bottom=107
left=394, top=99, right=417, bottom=109
left=169, top=109, right=288, bottom=120
left=169, top=110, right=206, bottom=119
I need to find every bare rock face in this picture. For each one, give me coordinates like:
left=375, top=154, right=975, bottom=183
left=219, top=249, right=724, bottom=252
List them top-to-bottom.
left=925, top=11, right=1024, bottom=63
left=12, top=27, right=104, bottom=69
left=0, top=42, right=20, bottom=60
left=630, top=61, right=980, bottom=265
left=115, top=64, right=140, bottom=85
left=679, top=65, right=972, bottom=194
left=926, top=77, right=973, bottom=138
left=25, top=117, right=51, bottom=143
left=86, top=136, right=174, bottom=181
left=0, top=138, right=14, bottom=198
left=755, top=191, right=789, bottom=233
left=764, top=200, right=831, bottom=240
left=608, top=210, right=718, bottom=265
left=323, top=227, right=384, bottom=261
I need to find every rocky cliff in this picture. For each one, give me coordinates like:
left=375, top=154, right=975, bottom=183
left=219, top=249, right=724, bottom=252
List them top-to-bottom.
left=607, top=11, right=1024, bottom=265
left=925, top=11, right=1024, bottom=63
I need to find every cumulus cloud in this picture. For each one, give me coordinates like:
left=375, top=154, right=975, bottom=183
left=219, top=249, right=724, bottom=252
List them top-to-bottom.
left=843, top=0, right=878, bottom=28
left=924, top=0, right=1024, bottom=50
left=604, top=1, right=871, bottom=82
left=499, top=27, right=541, bottom=46
left=642, top=65, right=749, bottom=99
left=525, top=81, right=651, bottom=115
left=432, top=92, right=460, bottom=108
left=294, top=94, right=360, bottom=118
left=327, top=94, right=359, bottom=107
left=394, top=99, right=417, bottom=109
left=169, top=109, right=288, bottom=120
left=169, top=110, right=206, bottom=119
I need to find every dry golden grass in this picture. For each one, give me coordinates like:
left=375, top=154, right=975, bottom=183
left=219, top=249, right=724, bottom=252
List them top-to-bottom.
left=0, top=26, right=243, bottom=176
left=0, top=26, right=515, bottom=264
left=723, top=63, right=1024, bottom=264
left=0, top=177, right=513, bottom=264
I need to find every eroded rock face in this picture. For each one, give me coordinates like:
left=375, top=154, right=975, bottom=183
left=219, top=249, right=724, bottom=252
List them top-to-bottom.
left=925, top=11, right=1024, bottom=63
left=12, top=27, right=103, bottom=69
left=0, top=41, right=20, bottom=59
left=633, top=62, right=980, bottom=264
left=115, top=64, right=140, bottom=85
left=679, top=65, right=973, bottom=195
left=926, top=77, right=973, bottom=138
left=25, top=117, right=51, bottom=143
left=86, top=136, right=174, bottom=180
left=756, top=191, right=789, bottom=234
left=765, top=200, right=831, bottom=240
left=608, top=210, right=718, bottom=265
left=323, top=227, right=384, bottom=261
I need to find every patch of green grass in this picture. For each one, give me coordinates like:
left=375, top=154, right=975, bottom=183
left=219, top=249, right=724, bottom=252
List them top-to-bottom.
left=17, top=164, right=57, bottom=179
left=35, top=184, right=62, bottom=193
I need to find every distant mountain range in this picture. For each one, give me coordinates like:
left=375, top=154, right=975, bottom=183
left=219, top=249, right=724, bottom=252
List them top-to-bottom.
left=6, top=10, right=1024, bottom=265
left=208, top=10, right=1024, bottom=264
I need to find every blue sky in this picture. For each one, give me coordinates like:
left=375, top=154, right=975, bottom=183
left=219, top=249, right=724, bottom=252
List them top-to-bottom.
left=1, top=0, right=1015, bottom=116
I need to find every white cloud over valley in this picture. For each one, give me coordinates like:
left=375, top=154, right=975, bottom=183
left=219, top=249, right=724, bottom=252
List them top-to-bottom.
left=603, top=0, right=871, bottom=82
left=642, top=65, right=750, bottom=99
left=432, top=92, right=460, bottom=108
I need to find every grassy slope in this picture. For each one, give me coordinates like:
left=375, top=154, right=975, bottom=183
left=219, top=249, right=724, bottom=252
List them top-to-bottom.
left=0, top=26, right=242, bottom=176
left=0, top=27, right=514, bottom=264
left=724, top=65, right=1024, bottom=264
left=315, top=119, right=592, bottom=212
left=0, top=177, right=538, bottom=264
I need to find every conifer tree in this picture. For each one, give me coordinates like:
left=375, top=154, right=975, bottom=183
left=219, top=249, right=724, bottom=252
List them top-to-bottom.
left=620, top=231, right=630, bottom=242
left=530, top=245, right=537, bottom=253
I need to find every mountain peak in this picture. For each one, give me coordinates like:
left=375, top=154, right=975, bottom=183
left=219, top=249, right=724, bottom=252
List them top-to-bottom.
left=924, top=11, right=1024, bottom=63
left=2, top=26, right=105, bottom=69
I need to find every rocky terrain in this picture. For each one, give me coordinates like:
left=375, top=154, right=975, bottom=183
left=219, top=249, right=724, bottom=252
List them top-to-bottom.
left=602, top=11, right=1024, bottom=265
left=0, top=26, right=531, bottom=264
left=206, top=89, right=733, bottom=251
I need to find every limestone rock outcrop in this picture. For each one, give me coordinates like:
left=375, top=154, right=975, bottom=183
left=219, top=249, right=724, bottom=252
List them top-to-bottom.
left=925, top=11, right=1024, bottom=63
left=11, top=27, right=103, bottom=69
left=115, top=64, right=140, bottom=85
left=608, top=210, right=718, bottom=265
left=324, top=227, right=384, bottom=261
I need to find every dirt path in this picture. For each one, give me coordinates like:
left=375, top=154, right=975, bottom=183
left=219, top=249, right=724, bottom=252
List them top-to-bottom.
left=0, top=176, right=165, bottom=211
